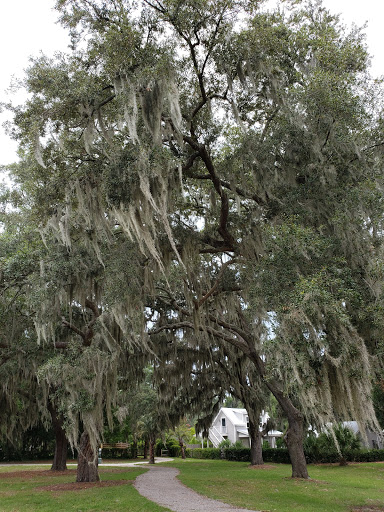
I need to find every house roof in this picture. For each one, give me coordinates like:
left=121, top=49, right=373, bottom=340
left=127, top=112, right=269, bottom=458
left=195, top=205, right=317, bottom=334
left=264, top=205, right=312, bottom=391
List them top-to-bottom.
left=220, top=408, right=247, bottom=426
left=237, top=427, right=283, bottom=438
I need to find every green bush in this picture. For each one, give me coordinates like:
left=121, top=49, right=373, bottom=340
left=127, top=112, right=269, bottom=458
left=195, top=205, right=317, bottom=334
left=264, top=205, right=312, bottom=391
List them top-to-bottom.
left=304, top=425, right=363, bottom=463
left=156, top=439, right=181, bottom=457
left=218, top=439, right=232, bottom=449
left=166, top=444, right=181, bottom=457
left=185, top=445, right=384, bottom=464
left=100, top=447, right=131, bottom=459
left=224, top=447, right=251, bottom=462
left=187, top=448, right=221, bottom=459
left=263, top=448, right=291, bottom=464
left=343, top=449, right=384, bottom=462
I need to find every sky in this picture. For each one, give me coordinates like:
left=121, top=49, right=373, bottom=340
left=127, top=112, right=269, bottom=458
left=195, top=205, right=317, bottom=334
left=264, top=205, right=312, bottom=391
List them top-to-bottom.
left=1, top=0, right=383, bottom=169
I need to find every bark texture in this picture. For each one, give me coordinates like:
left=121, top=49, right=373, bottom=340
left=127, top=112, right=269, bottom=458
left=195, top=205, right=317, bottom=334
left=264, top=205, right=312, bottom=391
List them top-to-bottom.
left=249, top=352, right=309, bottom=478
left=48, top=401, right=68, bottom=471
left=284, top=411, right=309, bottom=479
left=248, top=418, right=264, bottom=466
left=76, top=431, right=100, bottom=482
left=149, top=435, right=156, bottom=464
left=143, top=440, right=148, bottom=460
left=180, top=442, right=186, bottom=460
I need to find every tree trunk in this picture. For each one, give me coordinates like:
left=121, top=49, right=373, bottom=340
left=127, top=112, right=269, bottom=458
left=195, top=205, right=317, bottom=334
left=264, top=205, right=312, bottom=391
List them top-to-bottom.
left=248, top=351, right=309, bottom=479
left=47, top=401, right=68, bottom=471
left=284, top=410, right=308, bottom=479
left=248, top=418, right=263, bottom=466
left=76, top=431, right=100, bottom=482
left=149, top=435, right=156, bottom=464
left=131, top=439, right=138, bottom=459
left=143, top=439, right=148, bottom=459
left=180, top=441, right=186, bottom=459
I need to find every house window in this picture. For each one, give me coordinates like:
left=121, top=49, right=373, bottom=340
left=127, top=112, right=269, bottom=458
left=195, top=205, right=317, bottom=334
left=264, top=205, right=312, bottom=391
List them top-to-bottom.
left=246, top=416, right=249, bottom=429
left=221, top=417, right=227, bottom=433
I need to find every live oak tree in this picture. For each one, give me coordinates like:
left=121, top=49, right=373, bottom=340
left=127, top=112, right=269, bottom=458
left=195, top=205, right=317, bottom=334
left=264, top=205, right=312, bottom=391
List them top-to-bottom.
left=5, top=0, right=384, bottom=479
left=1, top=184, right=149, bottom=480
left=0, top=207, right=71, bottom=471
left=33, top=234, right=150, bottom=481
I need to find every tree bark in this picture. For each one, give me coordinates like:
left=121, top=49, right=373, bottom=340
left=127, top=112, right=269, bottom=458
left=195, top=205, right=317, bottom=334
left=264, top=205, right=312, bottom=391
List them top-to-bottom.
left=248, top=350, right=309, bottom=478
left=47, top=401, right=68, bottom=471
left=284, top=410, right=308, bottom=479
left=248, top=417, right=264, bottom=466
left=76, top=431, right=100, bottom=482
left=149, top=435, right=156, bottom=464
left=131, top=439, right=138, bottom=459
left=143, top=439, right=148, bottom=459
left=180, top=441, right=186, bottom=459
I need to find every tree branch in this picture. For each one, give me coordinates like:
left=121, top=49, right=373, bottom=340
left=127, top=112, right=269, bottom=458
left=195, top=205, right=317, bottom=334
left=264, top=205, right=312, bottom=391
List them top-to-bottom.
left=195, top=259, right=237, bottom=308
left=61, top=318, right=85, bottom=339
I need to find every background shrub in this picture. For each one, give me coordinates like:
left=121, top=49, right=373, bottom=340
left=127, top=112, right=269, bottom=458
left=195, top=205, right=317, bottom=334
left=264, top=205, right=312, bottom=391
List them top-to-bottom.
left=186, top=446, right=384, bottom=464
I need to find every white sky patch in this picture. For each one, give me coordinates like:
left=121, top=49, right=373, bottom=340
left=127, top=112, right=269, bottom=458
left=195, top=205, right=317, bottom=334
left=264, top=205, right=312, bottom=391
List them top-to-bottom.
left=0, top=0, right=383, bottom=170
left=0, top=0, right=70, bottom=168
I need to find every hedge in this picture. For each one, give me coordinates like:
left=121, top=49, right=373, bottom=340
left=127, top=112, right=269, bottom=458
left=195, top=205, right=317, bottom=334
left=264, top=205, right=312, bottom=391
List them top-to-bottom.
left=187, top=447, right=384, bottom=464
left=224, top=447, right=253, bottom=462
left=186, top=448, right=221, bottom=459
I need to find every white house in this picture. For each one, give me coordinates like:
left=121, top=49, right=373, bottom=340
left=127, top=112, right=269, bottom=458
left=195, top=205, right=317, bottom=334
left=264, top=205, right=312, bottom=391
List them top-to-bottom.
left=208, top=407, right=283, bottom=448
left=341, top=422, right=383, bottom=449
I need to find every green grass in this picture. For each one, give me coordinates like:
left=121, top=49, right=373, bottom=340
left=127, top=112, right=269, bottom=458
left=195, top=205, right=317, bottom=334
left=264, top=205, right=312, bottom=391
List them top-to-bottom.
left=164, top=459, right=384, bottom=512
left=1, top=460, right=383, bottom=511
left=0, top=465, right=171, bottom=512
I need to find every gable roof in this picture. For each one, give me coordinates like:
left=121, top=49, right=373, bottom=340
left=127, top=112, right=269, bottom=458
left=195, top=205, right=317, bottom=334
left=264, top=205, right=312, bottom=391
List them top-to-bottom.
left=219, top=408, right=247, bottom=426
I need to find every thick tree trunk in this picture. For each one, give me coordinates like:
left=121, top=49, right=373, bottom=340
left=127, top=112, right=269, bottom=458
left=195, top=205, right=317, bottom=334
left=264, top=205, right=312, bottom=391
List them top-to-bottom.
left=248, top=350, right=309, bottom=479
left=47, top=401, right=68, bottom=471
left=284, top=410, right=308, bottom=479
left=248, top=418, right=263, bottom=466
left=51, top=429, right=68, bottom=471
left=76, top=431, right=100, bottom=482
left=149, top=435, right=156, bottom=464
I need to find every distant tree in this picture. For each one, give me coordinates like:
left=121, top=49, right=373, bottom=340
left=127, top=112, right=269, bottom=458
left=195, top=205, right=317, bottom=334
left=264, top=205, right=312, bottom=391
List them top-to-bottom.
left=168, top=419, right=194, bottom=459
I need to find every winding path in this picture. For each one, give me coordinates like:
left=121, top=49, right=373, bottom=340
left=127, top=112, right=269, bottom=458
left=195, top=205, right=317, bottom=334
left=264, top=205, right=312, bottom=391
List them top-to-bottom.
left=134, top=465, right=259, bottom=512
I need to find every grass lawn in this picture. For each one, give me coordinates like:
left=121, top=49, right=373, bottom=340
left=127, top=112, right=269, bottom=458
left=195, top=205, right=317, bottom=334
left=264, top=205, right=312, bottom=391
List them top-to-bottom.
left=164, top=459, right=384, bottom=512
left=0, top=460, right=383, bottom=512
left=0, top=465, right=171, bottom=512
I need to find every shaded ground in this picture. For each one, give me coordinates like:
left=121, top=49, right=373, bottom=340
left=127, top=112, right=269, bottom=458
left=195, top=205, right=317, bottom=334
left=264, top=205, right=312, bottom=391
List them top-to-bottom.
left=0, top=467, right=127, bottom=479
left=0, top=470, right=77, bottom=479
left=37, top=479, right=132, bottom=493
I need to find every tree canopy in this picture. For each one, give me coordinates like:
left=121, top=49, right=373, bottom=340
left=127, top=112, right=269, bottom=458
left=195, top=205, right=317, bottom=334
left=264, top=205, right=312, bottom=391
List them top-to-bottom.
left=2, top=0, right=384, bottom=479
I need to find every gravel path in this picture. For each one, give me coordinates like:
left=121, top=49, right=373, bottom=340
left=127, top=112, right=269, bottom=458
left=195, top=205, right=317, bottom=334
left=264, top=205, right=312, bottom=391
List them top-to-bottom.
left=134, top=466, right=260, bottom=512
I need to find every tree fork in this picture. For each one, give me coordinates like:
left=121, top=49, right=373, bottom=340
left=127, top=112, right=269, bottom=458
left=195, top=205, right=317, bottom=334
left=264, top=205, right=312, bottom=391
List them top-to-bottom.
left=246, top=347, right=309, bottom=478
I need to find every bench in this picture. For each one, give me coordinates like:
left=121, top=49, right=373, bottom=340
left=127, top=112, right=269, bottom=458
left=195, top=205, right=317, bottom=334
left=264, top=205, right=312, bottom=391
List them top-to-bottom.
left=101, top=443, right=130, bottom=450
left=160, top=449, right=169, bottom=456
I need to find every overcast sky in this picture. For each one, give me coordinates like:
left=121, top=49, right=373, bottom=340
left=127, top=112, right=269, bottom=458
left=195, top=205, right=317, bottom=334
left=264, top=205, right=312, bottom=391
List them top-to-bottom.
left=1, top=0, right=383, bottom=168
